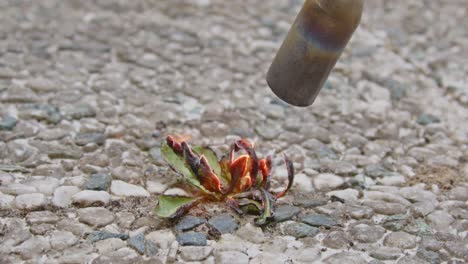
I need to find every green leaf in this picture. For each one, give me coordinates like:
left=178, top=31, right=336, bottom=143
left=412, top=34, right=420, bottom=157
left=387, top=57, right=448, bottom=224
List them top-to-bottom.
left=161, top=142, right=208, bottom=192
left=192, top=146, right=221, bottom=176
left=255, top=189, right=275, bottom=226
left=155, top=195, right=200, bottom=218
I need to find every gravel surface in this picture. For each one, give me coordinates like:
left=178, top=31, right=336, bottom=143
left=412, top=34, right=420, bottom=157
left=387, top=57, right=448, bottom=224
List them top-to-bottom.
left=0, top=0, right=467, bottom=263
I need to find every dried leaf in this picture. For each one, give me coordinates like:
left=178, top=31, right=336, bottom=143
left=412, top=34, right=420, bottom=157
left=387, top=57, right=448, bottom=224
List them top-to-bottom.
left=234, top=139, right=259, bottom=188
left=192, top=146, right=221, bottom=176
left=276, top=155, right=294, bottom=198
left=154, top=195, right=201, bottom=218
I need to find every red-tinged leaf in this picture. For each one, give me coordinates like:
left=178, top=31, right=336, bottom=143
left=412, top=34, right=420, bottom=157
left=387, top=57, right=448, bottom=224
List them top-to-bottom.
left=166, top=135, right=183, bottom=155
left=234, top=139, right=259, bottom=188
left=182, top=142, right=201, bottom=173
left=226, top=155, right=250, bottom=194
left=275, top=155, right=294, bottom=198
left=197, top=156, right=222, bottom=193
left=259, top=156, right=272, bottom=189
left=237, top=174, right=252, bottom=193
left=154, top=195, right=202, bottom=218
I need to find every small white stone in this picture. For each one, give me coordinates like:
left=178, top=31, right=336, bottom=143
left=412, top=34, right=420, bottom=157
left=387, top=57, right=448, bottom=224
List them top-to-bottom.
left=292, top=173, right=314, bottom=193
left=313, top=173, right=344, bottom=191
left=377, top=175, right=406, bottom=186
left=25, top=178, right=60, bottom=195
left=110, top=180, right=149, bottom=197
left=146, top=181, right=167, bottom=194
left=3, top=183, right=38, bottom=195
left=52, top=186, right=80, bottom=208
left=164, top=187, right=189, bottom=196
left=327, top=189, right=359, bottom=203
left=72, top=190, right=110, bottom=207
left=0, top=192, right=15, bottom=209
left=15, top=193, right=47, bottom=211
left=236, top=223, right=265, bottom=244
left=146, top=229, right=175, bottom=249
left=48, top=231, right=78, bottom=250
left=13, top=236, right=51, bottom=259
left=95, top=238, right=126, bottom=254
left=180, top=246, right=213, bottom=261
left=215, top=250, right=249, bottom=264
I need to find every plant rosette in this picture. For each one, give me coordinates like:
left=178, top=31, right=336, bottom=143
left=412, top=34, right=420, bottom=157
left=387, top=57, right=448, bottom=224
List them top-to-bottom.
left=155, top=135, right=295, bottom=225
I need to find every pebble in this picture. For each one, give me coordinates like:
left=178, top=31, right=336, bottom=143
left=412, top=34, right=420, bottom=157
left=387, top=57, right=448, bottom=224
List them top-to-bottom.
left=0, top=115, right=18, bottom=130
left=75, top=132, right=106, bottom=146
left=85, top=173, right=112, bottom=191
left=293, top=173, right=314, bottom=192
left=313, top=173, right=344, bottom=191
left=25, top=177, right=60, bottom=195
left=110, top=180, right=150, bottom=197
left=146, top=180, right=167, bottom=194
left=2, top=183, right=38, bottom=195
left=52, top=186, right=80, bottom=208
left=448, top=186, right=468, bottom=201
left=326, top=189, right=359, bottom=203
left=71, top=190, right=110, bottom=207
left=0, top=192, right=14, bottom=209
left=15, top=193, right=47, bottom=211
left=363, top=200, right=407, bottom=215
left=274, top=205, right=301, bottom=222
left=78, top=207, right=114, bottom=227
left=426, top=210, right=455, bottom=231
left=26, top=211, right=59, bottom=225
left=208, top=214, right=239, bottom=234
left=301, top=214, right=338, bottom=228
left=382, top=214, right=409, bottom=231
left=175, top=215, right=206, bottom=231
left=57, top=219, right=93, bottom=237
left=283, top=222, right=319, bottom=238
left=30, top=223, right=54, bottom=235
left=236, top=223, right=265, bottom=244
left=350, top=224, right=386, bottom=243
left=146, top=229, right=176, bottom=249
left=48, top=230, right=78, bottom=250
left=87, top=231, right=129, bottom=243
left=322, top=231, right=349, bottom=249
left=383, top=231, right=418, bottom=249
left=176, top=232, right=207, bottom=246
left=128, top=233, right=158, bottom=256
left=13, top=236, right=51, bottom=259
left=95, top=238, right=127, bottom=254
left=180, top=246, right=213, bottom=261
left=370, top=247, right=403, bottom=260
left=416, top=248, right=440, bottom=264
left=215, top=251, right=249, bottom=264
left=323, top=252, right=367, bottom=264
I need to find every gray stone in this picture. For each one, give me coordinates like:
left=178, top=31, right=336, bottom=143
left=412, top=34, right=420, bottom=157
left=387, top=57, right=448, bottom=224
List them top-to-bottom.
left=62, top=104, right=96, bottom=120
left=417, top=113, right=440, bottom=125
left=0, top=115, right=17, bottom=130
left=75, top=133, right=106, bottom=146
left=85, top=173, right=112, bottom=191
left=313, top=173, right=344, bottom=191
left=72, top=190, right=110, bottom=207
left=15, top=193, right=47, bottom=211
left=363, top=200, right=407, bottom=215
left=274, top=205, right=301, bottom=222
left=78, top=207, right=114, bottom=227
left=427, top=210, right=454, bottom=231
left=26, top=211, right=59, bottom=225
left=208, top=214, right=238, bottom=234
left=302, top=214, right=338, bottom=228
left=382, top=214, right=410, bottom=231
left=175, top=215, right=206, bottom=231
left=57, top=219, right=93, bottom=237
left=283, top=222, right=319, bottom=238
left=30, top=223, right=54, bottom=235
left=236, top=223, right=265, bottom=244
left=350, top=224, right=386, bottom=243
left=48, top=230, right=78, bottom=250
left=87, top=231, right=129, bottom=243
left=322, top=231, right=349, bottom=249
left=383, top=231, right=418, bottom=249
left=176, top=232, right=207, bottom=246
left=128, top=233, right=158, bottom=256
left=13, top=236, right=51, bottom=259
left=444, top=242, right=468, bottom=260
left=180, top=246, right=213, bottom=262
left=370, top=247, right=403, bottom=260
left=416, top=248, right=440, bottom=264
left=215, top=250, right=249, bottom=264
left=324, top=252, right=367, bottom=264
